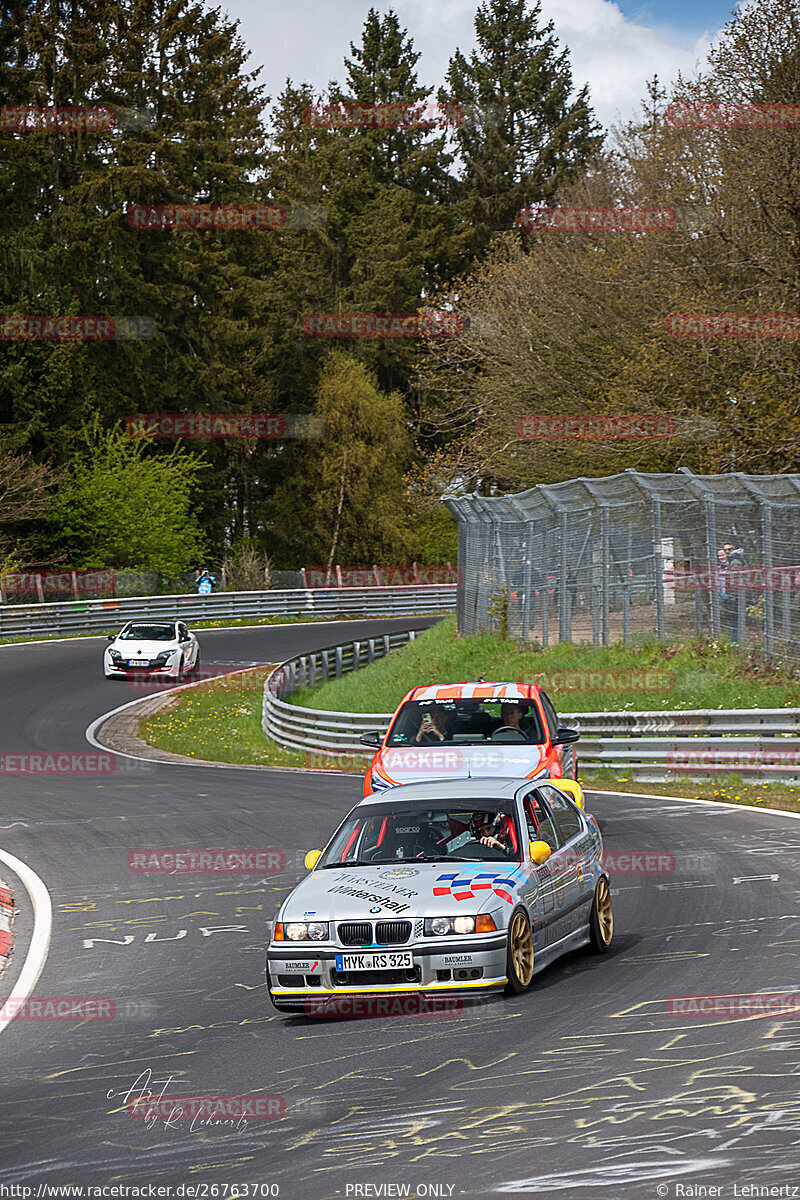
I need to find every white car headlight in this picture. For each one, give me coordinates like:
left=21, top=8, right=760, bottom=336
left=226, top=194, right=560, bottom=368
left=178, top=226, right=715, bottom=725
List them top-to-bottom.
left=371, top=770, right=391, bottom=791
left=424, top=915, right=497, bottom=935
left=283, top=921, right=329, bottom=941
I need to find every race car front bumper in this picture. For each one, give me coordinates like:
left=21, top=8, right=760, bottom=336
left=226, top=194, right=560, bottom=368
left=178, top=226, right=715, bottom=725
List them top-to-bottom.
left=267, top=934, right=509, bottom=1012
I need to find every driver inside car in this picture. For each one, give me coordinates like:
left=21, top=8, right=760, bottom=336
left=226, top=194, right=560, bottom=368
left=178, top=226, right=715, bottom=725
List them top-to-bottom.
left=470, top=811, right=514, bottom=856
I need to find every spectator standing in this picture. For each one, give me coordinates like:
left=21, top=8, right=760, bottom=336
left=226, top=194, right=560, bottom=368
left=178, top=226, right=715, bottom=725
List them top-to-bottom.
left=716, top=548, right=739, bottom=641
left=196, top=568, right=217, bottom=595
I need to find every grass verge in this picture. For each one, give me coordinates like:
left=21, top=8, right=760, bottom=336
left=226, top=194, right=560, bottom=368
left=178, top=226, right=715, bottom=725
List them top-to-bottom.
left=291, top=616, right=800, bottom=713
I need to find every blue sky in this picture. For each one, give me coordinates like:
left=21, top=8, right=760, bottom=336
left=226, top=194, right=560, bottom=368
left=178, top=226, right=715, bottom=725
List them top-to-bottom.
left=227, top=0, right=744, bottom=130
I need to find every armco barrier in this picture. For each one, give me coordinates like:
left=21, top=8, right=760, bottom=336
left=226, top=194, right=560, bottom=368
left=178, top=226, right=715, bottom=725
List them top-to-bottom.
left=0, top=586, right=456, bottom=640
left=263, top=645, right=800, bottom=782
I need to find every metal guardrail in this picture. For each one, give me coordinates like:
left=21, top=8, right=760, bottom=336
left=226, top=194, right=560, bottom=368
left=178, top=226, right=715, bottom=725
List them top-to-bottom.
left=0, top=586, right=456, bottom=640
left=262, top=639, right=800, bottom=781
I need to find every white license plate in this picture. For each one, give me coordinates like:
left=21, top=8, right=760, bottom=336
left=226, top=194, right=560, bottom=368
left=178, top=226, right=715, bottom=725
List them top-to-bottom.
left=130, top=660, right=150, bottom=666
left=336, top=951, right=413, bottom=971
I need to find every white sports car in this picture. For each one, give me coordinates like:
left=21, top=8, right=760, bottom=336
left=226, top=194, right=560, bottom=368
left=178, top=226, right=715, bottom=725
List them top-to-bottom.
left=104, top=620, right=200, bottom=680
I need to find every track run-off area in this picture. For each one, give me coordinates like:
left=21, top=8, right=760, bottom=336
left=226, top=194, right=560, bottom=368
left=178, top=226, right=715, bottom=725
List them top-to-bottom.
left=1, top=618, right=799, bottom=1198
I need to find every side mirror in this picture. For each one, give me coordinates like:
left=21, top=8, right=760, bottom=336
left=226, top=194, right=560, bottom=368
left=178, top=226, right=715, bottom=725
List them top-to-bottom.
left=107, top=633, right=116, bottom=642
left=555, top=725, right=580, bottom=745
left=359, top=731, right=382, bottom=748
left=530, top=840, right=552, bottom=865
left=304, top=849, right=322, bottom=871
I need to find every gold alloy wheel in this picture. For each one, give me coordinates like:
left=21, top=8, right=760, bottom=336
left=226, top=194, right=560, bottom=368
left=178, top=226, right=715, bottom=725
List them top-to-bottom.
left=595, top=877, right=613, bottom=945
left=509, top=910, right=534, bottom=987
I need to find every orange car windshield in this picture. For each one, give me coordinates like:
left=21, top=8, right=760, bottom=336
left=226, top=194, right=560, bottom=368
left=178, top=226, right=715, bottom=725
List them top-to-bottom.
left=387, top=699, right=545, bottom=747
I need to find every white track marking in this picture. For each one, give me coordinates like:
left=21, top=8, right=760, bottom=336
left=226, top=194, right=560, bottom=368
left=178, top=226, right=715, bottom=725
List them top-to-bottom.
left=0, top=848, right=53, bottom=1035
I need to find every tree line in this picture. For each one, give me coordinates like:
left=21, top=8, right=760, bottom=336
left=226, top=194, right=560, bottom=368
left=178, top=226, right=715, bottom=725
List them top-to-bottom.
left=1, top=0, right=796, bottom=577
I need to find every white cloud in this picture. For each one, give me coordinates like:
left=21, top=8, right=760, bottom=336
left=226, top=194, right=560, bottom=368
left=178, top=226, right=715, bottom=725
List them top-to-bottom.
left=227, top=0, right=724, bottom=130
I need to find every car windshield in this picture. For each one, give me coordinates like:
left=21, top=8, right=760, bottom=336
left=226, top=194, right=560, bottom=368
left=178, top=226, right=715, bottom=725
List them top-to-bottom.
left=118, top=624, right=176, bottom=642
left=387, top=698, right=545, bottom=747
left=317, top=804, right=523, bottom=866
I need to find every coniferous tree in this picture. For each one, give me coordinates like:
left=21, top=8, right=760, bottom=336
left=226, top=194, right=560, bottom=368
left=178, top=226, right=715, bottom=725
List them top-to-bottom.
left=440, top=0, right=603, bottom=261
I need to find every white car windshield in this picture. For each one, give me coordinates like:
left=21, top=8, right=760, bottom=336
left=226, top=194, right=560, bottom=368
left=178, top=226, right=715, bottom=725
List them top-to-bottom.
left=118, top=624, right=176, bottom=641
left=317, top=805, right=522, bottom=866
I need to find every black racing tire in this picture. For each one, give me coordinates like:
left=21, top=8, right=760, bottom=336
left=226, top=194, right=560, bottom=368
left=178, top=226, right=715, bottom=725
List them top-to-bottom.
left=191, top=650, right=201, bottom=675
left=177, top=654, right=185, bottom=679
left=587, top=876, right=613, bottom=953
left=504, top=907, right=535, bottom=995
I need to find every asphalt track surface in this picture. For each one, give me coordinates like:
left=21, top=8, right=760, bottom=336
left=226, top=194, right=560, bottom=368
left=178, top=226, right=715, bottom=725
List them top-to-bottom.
left=1, top=619, right=800, bottom=1198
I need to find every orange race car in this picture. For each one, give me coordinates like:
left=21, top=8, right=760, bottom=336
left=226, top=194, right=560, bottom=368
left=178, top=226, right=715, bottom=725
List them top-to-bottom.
left=360, top=681, right=582, bottom=800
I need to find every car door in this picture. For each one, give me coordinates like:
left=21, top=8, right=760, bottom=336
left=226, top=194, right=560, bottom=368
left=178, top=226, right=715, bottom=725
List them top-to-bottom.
left=538, top=784, right=590, bottom=933
left=520, top=789, right=564, bottom=952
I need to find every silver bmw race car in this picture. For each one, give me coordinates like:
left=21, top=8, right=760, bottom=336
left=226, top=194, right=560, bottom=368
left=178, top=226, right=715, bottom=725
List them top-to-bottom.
left=267, top=777, right=612, bottom=1014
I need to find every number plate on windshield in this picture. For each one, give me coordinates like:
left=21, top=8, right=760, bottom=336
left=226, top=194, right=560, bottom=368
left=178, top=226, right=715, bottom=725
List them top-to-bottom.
left=335, top=951, right=413, bottom=972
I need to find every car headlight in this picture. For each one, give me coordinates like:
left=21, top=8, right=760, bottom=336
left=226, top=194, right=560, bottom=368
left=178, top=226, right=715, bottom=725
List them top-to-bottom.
left=109, top=650, right=121, bottom=662
left=153, top=650, right=175, bottom=665
left=370, top=770, right=392, bottom=791
left=424, top=915, right=497, bottom=936
left=277, top=921, right=329, bottom=942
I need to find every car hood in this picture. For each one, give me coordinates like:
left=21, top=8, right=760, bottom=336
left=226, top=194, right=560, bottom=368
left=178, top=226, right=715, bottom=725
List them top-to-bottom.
left=110, top=640, right=179, bottom=656
left=376, top=743, right=545, bottom=785
left=280, top=860, right=527, bottom=922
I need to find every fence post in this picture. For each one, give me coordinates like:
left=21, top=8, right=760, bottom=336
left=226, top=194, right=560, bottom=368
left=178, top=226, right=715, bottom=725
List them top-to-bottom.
left=652, top=497, right=665, bottom=640
left=704, top=497, right=719, bottom=638
left=762, top=504, right=774, bottom=656
left=601, top=505, right=610, bottom=646
left=559, top=511, right=569, bottom=642
left=335, top=565, right=343, bottom=588
left=301, top=567, right=308, bottom=588
left=71, top=571, right=79, bottom=601
left=35, top=574, right=44, bottom=603
left=0, top=576, right=6, bottom=604
left=591, top=584, right=600, bottom=645
left=367, top=638, right=375, bottom=663
left=352, top=640, right=360, bottom=670
left=335, top=646, right=343, bottom=678
left=321, top=649, right=329, bottom=681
